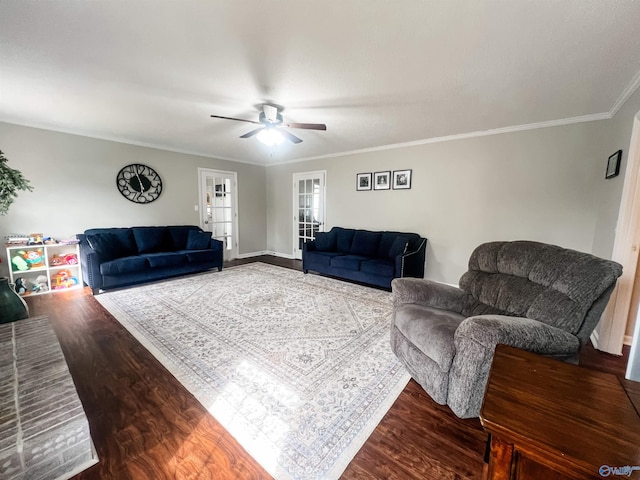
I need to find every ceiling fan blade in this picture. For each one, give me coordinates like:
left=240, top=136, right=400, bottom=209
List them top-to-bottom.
left=210, top=114, right=261, bottom=125
left=283, top=122, right=327, bottom=131
left=239, top=127, right=264, bottom=139
left=280, top=130, right=303, bottom=144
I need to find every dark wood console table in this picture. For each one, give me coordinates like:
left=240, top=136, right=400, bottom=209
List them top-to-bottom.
left=480, top=345, right=640, bottom=480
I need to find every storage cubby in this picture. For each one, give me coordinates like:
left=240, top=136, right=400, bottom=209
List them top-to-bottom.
left=6, top=243, right=82, bottom=296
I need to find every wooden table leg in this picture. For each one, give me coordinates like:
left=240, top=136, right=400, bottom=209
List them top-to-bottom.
left=486, top=436, right=515, bottom=480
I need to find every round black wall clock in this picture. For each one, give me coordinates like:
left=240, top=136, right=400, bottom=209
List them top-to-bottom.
left=116, top=164, right=163, bottom=204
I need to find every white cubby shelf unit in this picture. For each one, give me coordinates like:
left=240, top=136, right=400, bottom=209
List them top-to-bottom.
left=6, top=243, right=83, bottom=296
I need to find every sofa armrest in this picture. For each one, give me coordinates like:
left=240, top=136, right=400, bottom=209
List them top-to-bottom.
left=78, top=235, right=103, bottom=292
left=209, top=237, right=223, bottom=252
left=398, top=237, right=427, bottom=278
left=303, top=241, right=317, bottom=252
left=391, top=277, right=468, bottom=313
left=447, top=314, right=580, bottom=418
left=455, top=314, right=580, bottom=356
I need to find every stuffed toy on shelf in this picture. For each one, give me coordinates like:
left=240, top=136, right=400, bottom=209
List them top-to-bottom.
left=33, top=275, right=49, bottom=293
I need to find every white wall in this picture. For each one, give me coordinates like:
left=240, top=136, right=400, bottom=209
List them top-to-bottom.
left=592, top=87, right=640, bottom=260
left=592, top=88, right=640, bottom=341
left=4, top=89, right=640, bottom=341
left=267, top=121, right=610, bottom=285
left=0, top=122, right=267, bottom=277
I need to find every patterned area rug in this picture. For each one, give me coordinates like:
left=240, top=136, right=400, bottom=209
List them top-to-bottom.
left=96, top=263, right=410, bottom=480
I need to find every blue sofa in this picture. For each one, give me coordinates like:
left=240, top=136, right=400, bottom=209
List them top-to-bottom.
left=78, top=225, right=223, bottom=294
left=302, top=227, right=427, bottom=289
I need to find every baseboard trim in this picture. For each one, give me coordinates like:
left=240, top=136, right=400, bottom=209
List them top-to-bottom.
left=235, top=251, right=297, bottom=260
left=236, top=251, right=268, bottom=259
left=266, top=251, right=296, bottom=260
left=589, top=329, right=631, bottom=352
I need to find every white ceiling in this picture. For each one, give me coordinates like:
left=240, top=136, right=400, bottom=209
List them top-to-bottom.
left=2, top=1, right=640, bottom=166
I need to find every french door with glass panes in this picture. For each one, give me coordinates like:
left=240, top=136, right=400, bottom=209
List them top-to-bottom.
left=198, top=168, right=238, bottom=260
left=293, top=171, right=326, bottom=260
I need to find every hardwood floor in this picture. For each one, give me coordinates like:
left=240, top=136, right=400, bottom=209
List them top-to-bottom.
left=23, top=257, right=629, bottom=479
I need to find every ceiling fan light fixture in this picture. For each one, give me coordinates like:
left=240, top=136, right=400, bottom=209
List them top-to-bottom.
left=257, top=128, right=284, bottom=146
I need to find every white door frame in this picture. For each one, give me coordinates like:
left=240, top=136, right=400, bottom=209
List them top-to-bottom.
left=593, top=114, right=640, bottom=355
left=198, top=167, right=239, bottom=260
left=292, top=171, right=327, bottom=259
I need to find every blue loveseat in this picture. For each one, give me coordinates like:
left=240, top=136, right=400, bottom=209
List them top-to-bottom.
left=78, top=225, right=223, bottom=294
left=302, top=227, right=427, bottom=289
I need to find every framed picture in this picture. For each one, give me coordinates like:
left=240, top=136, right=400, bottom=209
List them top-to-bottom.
left=605, top=150, right=622, bottom=179
left=392, top=169, right=412, bottom=190
left=373, top=171, right=391, bottom=190
left=356, top=172, right=372, bottom=191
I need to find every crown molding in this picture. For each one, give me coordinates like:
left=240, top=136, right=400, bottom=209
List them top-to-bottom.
left=7, top=65, right=640, bottom=169
left=609, top=67, right=640, bottom=117
left=281, top=112, right=611, bottom=166
left=0, top=118, right=265, bottom=167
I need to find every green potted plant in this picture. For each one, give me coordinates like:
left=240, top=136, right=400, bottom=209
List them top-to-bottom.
left=0, top=149, right=33, bottom=323
left=0, top=150, right=33, bottom=215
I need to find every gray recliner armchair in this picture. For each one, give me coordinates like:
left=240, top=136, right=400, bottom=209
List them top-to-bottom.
left=390, top=241, right=623, bottom=418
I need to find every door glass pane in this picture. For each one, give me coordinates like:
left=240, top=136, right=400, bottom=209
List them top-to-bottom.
left=201, top=171, right=237, bottom=260
left=293, top=172, right=325, bottom=260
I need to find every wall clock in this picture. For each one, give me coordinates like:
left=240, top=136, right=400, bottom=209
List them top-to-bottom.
left=116, top=164, right=163, bottom=204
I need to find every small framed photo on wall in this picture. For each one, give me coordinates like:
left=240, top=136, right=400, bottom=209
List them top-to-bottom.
left=605, top=150, right=622, bottom=179
left=392, top=169, right=412, bottom=190
left=373, top=171, right=391, bottom=190
left=356, top=172, right=372, bottom=191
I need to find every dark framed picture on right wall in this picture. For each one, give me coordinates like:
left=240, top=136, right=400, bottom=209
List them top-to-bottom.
left=605, top=150, right=622, bottom=179
left=392, top=169, right=412, bottom=189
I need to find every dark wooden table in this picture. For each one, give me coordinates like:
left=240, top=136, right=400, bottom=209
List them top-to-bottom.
left=480, top=345, right=640, bottom=480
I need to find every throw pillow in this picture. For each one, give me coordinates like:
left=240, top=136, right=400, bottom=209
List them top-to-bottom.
left=168, top=226, right=198, bottom=250
left=133, top=227, right=171, bottom=254
left=336, top=228, right=356, bottom=253
left=186, top=230, right=212, bottom=250
left=314, top=231, right=336, bottom=251
left=350, top=231, right=382, bottom=257
left=86, top=233, right=136, bottom=260
left=388, top=236, right=409, bottom=259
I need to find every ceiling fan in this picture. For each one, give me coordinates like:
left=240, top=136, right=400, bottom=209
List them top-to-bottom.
left=210, top=104, right=326, bottom=145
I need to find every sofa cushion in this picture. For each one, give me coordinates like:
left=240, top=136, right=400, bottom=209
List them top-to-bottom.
left=168, top=226, right=200, bottom=250
left=133, top=227, right=171, bottom=254
left=335, top=228, right=356, bottom=253
left=186, top=230, right=211, bottom=250
left=350, top=230, right=382, bottom=257
left=86, top=231, right=137, bottom=260
left=314, top=231, right=337, bottom=252
left=388, top=236, right=409, bottom=259
left=181, top=249, right=217, bottom=263
left=305, top=251, right=343, bottom=268
left=143, top=252, right=188, bottom=268
left=331, top=255, right=368, bottom=270
left=100, top=256, right=149, bottom=275
left=361, top=258, right=395, bottom=277
left=394, top=304, right=466, bottom=371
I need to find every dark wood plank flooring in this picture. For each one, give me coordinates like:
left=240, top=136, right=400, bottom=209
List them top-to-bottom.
left=23, top=256, right=629, bottom=479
